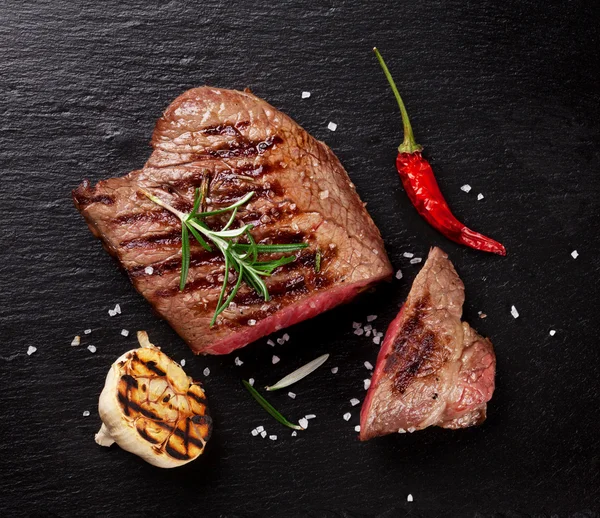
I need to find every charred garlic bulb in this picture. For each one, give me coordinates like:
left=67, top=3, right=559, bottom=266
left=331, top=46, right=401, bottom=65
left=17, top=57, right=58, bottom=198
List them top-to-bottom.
left=95, top=331, right=212, bottom=468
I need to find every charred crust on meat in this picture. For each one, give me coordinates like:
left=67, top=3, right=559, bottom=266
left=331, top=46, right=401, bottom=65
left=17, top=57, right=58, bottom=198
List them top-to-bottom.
left=72, top=181, right=115, bottom=207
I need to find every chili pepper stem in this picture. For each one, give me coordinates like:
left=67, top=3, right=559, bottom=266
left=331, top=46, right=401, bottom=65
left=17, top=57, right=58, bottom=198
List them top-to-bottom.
left=373, top=47, right=423, bottom=154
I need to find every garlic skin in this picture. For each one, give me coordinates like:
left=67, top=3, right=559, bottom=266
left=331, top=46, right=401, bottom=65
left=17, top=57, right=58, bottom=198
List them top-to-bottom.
left=95, top=331, right=212, bottom=468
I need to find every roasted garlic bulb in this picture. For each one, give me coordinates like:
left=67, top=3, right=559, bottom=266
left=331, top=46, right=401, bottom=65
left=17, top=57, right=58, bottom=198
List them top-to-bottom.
left=95, top=331, right=212, bottom=468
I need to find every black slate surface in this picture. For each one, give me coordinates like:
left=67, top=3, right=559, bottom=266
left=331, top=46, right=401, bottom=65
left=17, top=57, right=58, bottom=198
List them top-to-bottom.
left=1, top=1, right=599, bottom=516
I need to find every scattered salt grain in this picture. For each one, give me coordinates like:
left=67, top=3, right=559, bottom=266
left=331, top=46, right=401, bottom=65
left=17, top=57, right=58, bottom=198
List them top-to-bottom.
left=301, top=91, right=311, bottom=99
left=327, top=122, right=337, bottom=131
left=461, top=184, right=472, bottom=193
left=319, top=190, right=329, bottom=200
left=477, top=193, right=484, bottom=201
left=571, top=250, right=579, bottom=259
left=403, top=252, right=414, bottom=258
left=410, top=257, right=422, bottom=264
left=144, top=266, right=154, bottom=275
left=395, top=269, right=403, bottom=280
left=114, top=304, right=121, bottom=314
left=510, top=305, right=519, bottom=319
left=108, top=309, right=116, bottom=317
left=366, top=315, right=377, bottom=322
left=248, top=319, right=257, bottom=326
left=352, top=322, right=361, bottom=329
left=364, top=325, right=372, bottom=332
left=354, top=328, right=364, bottom=336
left=84, top=329, right=92, bottom=335
left=121, top=329, right=129, bottom=337
left=549, top=330, right=556, bottom=336
left=282, top=333, right=290, bottom=342
left=71, top=336, right=80, bottom=347
left=373, top=336, right=381, bottom=345
left=277, top=338, right=285, bottom=345
left=267, top=339, right=275, bottom=347
left=87, top=345, right=97, bottom=353
left=27, top=346, right=37, bottom=356
left=272, top=355, right=280, bottom=365
left=234, top=357, right=243, bottom=366
left=180, top=359, right=186, bottom=367
left=364, top=361, right=373, bottom=370
left=203, top=367, right=210, bottom=376
left=331, top=367, right=338, bottom=374
left=249, top=378, right=255, bottom=386
left=364, top=379, right=371, bottom=390
left=288, top=392, right=296, bottom=399
left=350, top=398, right=360, bottom=406
left=83, top=411, right=90, bottom=417
left=343, top=412, right=351, bottom=421
left=305, top=414, right=316, bottom=420
left=298, top=417, right=309, bottom=429
left=354, top=425, right=361, bottom=432
left=256, top=426, right=264, bottom=433
left=407, top=427, right=416, bottom=433
left=398, top=428, right=406, bottom=433
left=251, top=429, right=259, bottom=436
left=260, top=431, right=267, bottom=438
left=291, top=431, right=297, bottom=436
left=269, top=435, right=277, bottom=441
left=407, top=494, right=414, bottom=502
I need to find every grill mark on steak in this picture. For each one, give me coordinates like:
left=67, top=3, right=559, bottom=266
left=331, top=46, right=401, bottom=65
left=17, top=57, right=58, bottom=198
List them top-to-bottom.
left=199, top=121, right=250, bottom=135
left=191, top=135, right=282, bottom=160
left=73, top=183, right=115, bottom=207
left=114, top=210, right=180, bottom=226
left=120, top=229, right=183, bottom=249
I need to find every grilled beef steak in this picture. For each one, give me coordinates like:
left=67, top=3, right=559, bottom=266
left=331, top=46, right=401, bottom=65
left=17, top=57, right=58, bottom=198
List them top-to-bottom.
left=73, top=87, right=392, bottom=355
left=359, top=247, right=495, bottom=440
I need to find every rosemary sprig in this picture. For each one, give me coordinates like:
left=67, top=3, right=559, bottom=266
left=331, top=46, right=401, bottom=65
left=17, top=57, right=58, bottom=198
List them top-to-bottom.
left=140, top=188, right=308, bottom=326
left=266, top=354, right=329, bottom=391
left=242, top=380, right=304, bottom=430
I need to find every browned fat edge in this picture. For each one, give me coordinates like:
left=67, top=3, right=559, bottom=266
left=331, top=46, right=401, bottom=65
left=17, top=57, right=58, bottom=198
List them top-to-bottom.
left=72, top=180, right=115, bottom=207
left=384, top=296, right=437, bottom=395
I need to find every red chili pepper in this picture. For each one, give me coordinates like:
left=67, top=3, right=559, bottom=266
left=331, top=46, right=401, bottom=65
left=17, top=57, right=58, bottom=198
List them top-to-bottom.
left=373, top=48, right=506, bottom=256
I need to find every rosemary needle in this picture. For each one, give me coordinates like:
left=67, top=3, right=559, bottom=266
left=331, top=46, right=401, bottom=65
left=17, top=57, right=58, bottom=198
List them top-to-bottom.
left=242, top=380, right=304, bottom=430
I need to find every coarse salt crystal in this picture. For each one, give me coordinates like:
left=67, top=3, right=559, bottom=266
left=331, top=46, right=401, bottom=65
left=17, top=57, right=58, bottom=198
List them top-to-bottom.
left=301, top=91, right=311, bottom=99
left=327, top=122, right=337, bottom=131
left=461, top=184, right=472, bottom=193
left=319, top=190, right=329, bottom=199
left=477, top=193, right=484, bottom=201
left=571, top=250, right=579, bottom=259
left=403, top=252, right=414, bottom=258
left=410, top=257, right=422, bottom=264
left=144, top=266, right=154, bottom=275
left=395, top=269, right=403, bottom=280
left=114, top=304, right=121, bottom=314
left=511, top=305, right=519, bottom=319
left=108, top=309, right=116, bottom=317
left=366, top=315, right=377, bottom=322
left=248, top=319, right=257, bottom=326
left=352, top=322, right=361, bottom=329
left=364, top=325, right=372, bottom=332
left=354, top=328, right=364, bottom=336
left=84, top=329, right=92, bottom=335
left=121, top=329, right=129, bottom=337
left=549, top=330, right=556, bottom=336
left=282, top=333, right=290, bottom=342
left=71, top=336, right=80, bottom=347
left=373, top=336, right=381, bottom=345
left=277, top=338, right=285, bottom=345
left=267, top=339, right=275, bottom=347
left=87, top=345, right=96, bottom=353
left=27, top=346, right=37, bottom=356
left=272, top=355, right=280, bottom=364
left=234, top=357, right=243, bottom=366
left=180, top=359, right=186, bottom=367
left=364, top=361, right=373, bottom=370
left=203, top=367, right=210, bottom=376
left=331, top=367, right=338, bottom=374
left=249, top=378, right=255, bottom=386
left=364, top=379, right=371, bottom=390
left=288, top=392, right=296, bottom=399
left=350, top=398, right=360, bottom=406
left=83, top=410, right=90, bottom=417
left=343, top=412, right=351, bottom=421
left=305, top=414, right=316, bottom=420
left=298, top=417, right=309, bottom=429
left=354, top=425, right=361, bottom=432
left=256, top=426, right=264, bottom=433
left=408, top=427, right=416, bottom=433
left=398, top=428, right=406, bottom=433
left=251, top=429, right=259, bottom=436
left=260, top=431, right=267, bottom=438
left=291, top=431, right=297, bottom=436
left=269, top=435, right=278, bottom=440
left=407, top=494, right=413, bottom=502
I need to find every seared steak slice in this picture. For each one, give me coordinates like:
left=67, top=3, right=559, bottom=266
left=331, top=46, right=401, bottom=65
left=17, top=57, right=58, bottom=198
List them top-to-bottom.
left=73, top=87, right=392, bottom=355
left=359, top=247, right=495, bottom=440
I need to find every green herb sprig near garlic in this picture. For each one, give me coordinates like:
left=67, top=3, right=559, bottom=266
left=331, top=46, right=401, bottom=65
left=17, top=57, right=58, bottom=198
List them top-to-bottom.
left=140, top=188, right=308, bottom=326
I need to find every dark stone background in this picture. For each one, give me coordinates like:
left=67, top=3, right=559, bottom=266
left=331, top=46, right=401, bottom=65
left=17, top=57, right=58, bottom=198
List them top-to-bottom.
left=0, top=1, right=598, bottom=516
